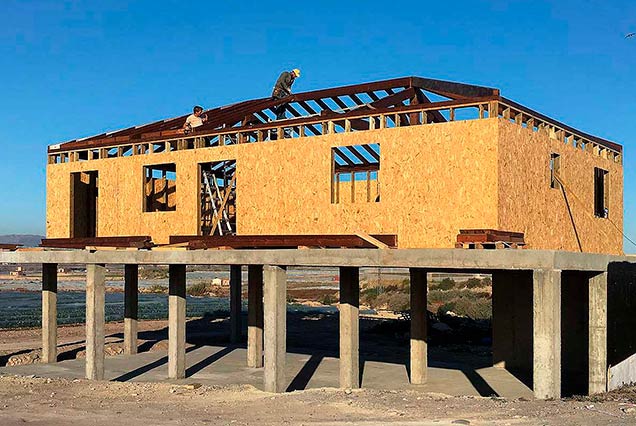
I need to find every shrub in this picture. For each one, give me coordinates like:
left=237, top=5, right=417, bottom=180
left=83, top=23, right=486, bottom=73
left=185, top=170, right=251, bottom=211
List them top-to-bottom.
left=466, top=277, right=489, bottom=289
left=432, top=278, right=455, bottom=291
left=187, top=281, right=210, bottom=296
left=147, top=284, right=168, bottom=294
left=375, top=292, right=410, bottom=311
left=320, top=294, right=337, bottom=305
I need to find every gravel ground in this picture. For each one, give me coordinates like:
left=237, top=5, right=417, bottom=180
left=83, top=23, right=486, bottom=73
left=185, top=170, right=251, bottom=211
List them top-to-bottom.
left=0, top=375, right=635, bottom=425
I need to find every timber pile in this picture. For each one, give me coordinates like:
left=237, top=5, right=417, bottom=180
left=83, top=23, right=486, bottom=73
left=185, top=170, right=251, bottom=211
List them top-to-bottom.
left=455, top=229, right=525, bottom=249
left=0, top=243, right=22, bottom=251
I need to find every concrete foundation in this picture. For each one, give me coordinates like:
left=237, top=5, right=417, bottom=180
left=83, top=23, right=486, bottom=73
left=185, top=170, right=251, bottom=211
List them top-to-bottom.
left=41, top=263, right=58, bottom=364
left=86, top=264, right=105, bottom=380
left=124, top=264, right=138, bottom=355
left=168, top=265, right=186, bottom=379
left=230, top=265, right=242, bottom=344
left=247, top=265, right=264, bottom=368
left=263, top=265, right=286, bottom=393
left=339, top=266, right=360, bottom=389
left=409, top=268, right=427, bottom=384
left=533, top=269, right=562, bottom=399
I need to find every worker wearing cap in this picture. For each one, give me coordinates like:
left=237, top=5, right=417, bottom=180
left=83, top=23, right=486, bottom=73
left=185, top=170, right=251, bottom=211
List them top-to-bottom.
left=271, top=69, right=300, bottom=120
left=182, top=105, right=208, bottom=134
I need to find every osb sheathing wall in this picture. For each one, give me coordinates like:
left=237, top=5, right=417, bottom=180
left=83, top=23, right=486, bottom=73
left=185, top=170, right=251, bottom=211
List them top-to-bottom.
left=47, top=119, right=500, bottom=246
left=498, top=120, right=623, bottom=254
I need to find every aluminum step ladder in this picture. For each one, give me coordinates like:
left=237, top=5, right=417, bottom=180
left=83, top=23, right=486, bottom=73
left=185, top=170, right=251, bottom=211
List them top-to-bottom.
left=202, top=171, right=233, bottom=236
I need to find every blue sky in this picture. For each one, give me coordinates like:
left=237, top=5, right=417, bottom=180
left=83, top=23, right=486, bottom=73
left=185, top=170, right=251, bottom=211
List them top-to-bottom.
left=0, top=1, right=634, bottom=252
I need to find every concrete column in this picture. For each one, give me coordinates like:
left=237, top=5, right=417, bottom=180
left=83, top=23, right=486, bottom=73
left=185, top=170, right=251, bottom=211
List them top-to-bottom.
left=42, top=263, right=58, bottom=364
left=86, top=263, right=106, bottom=380
left=124, top=264, right=139, bottom=355
left=168, top=265, right=186, bottom=379
left=230, top=265, right=242, bottom=343
left=247, top=265, right=264, bottom=368
left=263, top=265, right=286, bottom=393
left=339, top=266, right=360, bottom=389
left=410, top=268, right=427, bottom=384
left=533, top=269, right=562, bottom=399
left=589, top=271, right=607, bottom=394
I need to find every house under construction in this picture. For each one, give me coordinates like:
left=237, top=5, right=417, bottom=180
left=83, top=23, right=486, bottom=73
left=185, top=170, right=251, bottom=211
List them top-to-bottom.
left=45, top=76, right=623, bottom=254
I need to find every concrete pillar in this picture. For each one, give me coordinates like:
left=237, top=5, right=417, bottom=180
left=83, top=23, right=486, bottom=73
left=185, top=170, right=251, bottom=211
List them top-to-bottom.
left=42, top=263, right=58, bottom=364
left=86, top=264, right=106, bottom=380
left=124, top=264, right=139, bottom=355
left=168, top=265, right=186, bottom=379
left=230, top=265, right=242, bottom=343
left=247, top=265, right=264, bottom=368
left=263, top=265, right=286, bottom=393
left=339, top=266, right=360, bottom=389
left=410, top=268, right=427, bottom=384
left=533, top=269, right=562, bottom=399
left=589, top=271, right=607, bottom=394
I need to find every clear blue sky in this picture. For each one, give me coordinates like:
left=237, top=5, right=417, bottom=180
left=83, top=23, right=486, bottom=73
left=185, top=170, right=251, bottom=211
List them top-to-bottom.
left=0, top=1, right=634, bottom=252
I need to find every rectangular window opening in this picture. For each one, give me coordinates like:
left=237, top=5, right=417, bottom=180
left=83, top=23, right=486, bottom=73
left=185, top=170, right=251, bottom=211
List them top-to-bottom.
left=331, top=143, right=380, bottom=204
left=550, top=153, right=561, bottom=189
left=143, top=163, right=176, bottom=212
left=594, top=167, right=609, bottom=218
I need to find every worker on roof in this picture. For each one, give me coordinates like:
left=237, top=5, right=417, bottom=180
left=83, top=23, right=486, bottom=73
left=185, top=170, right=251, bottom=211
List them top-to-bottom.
left=271, top=68, right=300, bottom=121
left=182, top=105, right=208, bottom=134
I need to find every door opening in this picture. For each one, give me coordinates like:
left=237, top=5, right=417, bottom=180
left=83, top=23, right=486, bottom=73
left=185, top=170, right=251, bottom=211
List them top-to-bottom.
left=199, top=160, right=236, bottom=236
left=70, top=171, right=98, bottom=238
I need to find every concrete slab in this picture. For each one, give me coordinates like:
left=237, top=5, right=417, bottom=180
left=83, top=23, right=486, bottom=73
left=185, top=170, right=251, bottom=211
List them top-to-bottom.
left=2, top=248, right=632, bottom=271
left=0, top=345, right=533, bottom=398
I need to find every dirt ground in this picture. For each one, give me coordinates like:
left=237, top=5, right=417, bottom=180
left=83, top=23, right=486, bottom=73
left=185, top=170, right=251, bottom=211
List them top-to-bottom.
left=1, top=314, right=635, bottom=425
left=0, top=375, right=635, bottom=425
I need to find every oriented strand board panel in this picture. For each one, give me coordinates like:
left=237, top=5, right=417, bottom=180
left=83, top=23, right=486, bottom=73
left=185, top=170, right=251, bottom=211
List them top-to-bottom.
left=47, top=117, right=623, bottom=252
left=47, top=119, right=500, bottom=247
left=497, top=120, right=623, bottom=254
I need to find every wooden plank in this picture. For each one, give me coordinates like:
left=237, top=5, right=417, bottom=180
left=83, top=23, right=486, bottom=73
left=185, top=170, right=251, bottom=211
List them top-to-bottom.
left=354, top=232, right=389, bottom=249
left=170, top=234, right=398, bottom=249
left=41, top=236, right=153, bottom=249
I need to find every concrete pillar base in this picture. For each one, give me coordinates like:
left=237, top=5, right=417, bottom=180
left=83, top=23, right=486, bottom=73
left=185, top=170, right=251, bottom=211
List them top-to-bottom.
left=168, top=265, right=186, bottom=379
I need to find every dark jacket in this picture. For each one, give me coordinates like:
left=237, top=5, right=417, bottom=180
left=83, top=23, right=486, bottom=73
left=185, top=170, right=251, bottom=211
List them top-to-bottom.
left=272, top=71, right=295, bottom=98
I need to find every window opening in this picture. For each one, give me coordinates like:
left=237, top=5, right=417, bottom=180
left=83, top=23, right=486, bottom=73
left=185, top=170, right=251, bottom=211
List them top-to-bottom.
left=331, top=143, right=380, bottom=204
left=550, top=153, right=561, bottom=189
left=143, top=163, right=176, bottom=212
left=594, top=167, right=609, bottom=218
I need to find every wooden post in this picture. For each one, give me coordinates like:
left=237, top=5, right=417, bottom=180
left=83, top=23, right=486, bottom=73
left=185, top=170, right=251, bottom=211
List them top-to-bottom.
left=42, top=263, right=58, bottom=364
left=86, top=264, right=105, bottom=380
left=124, top=264, right=139, bottom=355
left=168, top=265, right=186, bottom=379
left=247, top=265, right=264, bottom=368
left=339, top=267, right=360, bottom=389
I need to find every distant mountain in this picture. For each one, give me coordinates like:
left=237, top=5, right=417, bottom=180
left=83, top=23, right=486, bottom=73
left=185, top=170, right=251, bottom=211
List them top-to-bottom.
left=0, top=234, right=45, bottom=247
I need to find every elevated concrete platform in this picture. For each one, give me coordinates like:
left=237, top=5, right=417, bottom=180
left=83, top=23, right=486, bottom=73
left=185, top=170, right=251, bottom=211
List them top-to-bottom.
left=1, top=248, right=634, bottom=400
